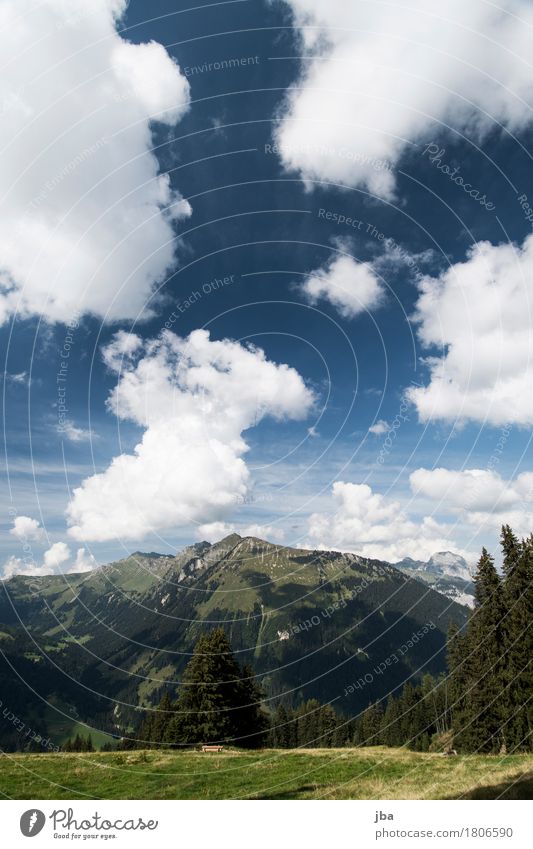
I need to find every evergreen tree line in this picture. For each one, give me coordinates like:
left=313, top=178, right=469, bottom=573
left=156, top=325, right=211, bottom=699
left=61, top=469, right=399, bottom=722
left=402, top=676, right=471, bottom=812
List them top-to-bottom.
left=447, top=525, right=532, bottom=753
left=352, top=526, right=532, bottom=754
left=136, top=527, right=531, bottom=753
left=351, top=676, right=451, bottom=752
left=268, top=700, right=352, bottom=748
left=62, top=733, right=94, bottom=752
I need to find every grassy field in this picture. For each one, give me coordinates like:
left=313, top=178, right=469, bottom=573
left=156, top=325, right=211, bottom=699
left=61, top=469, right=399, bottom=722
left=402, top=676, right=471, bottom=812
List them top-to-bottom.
left=0, top=747, right=532, bottom=800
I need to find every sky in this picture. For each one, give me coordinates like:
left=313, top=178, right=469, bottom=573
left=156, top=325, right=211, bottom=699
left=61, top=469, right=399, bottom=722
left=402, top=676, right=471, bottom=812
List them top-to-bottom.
left=2, top=0, right=533, bottom=577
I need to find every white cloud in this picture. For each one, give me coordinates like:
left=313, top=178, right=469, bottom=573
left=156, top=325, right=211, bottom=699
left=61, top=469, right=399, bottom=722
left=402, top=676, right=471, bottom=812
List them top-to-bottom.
left=0, top=0, right=191, bottom=325
left=276, top=0, right=533, bottom=197
left=112, top=40, right=189, bottom=125
left=408, top=235, right=533, bottom=426
left=301, top=254, right=385, bottom=318
left=66, top=329, right=315, bottom=542
left=102, top=329, right=143, bottom=370
left=6, top=372, right=30, bottom=386
left=57, top=420, right=94, bottom=442
left=368, top=420, right=389, bottom=436
left=410, top=467, right=533, bottom=536
left=306, top=481, right=464, bottom=562
left=10, top=515, right=45, bottom=542
left=196, top=522, right=235, bottom=543
left=197, top=522, right=285, bottom=543
left=240, top=524, right=285, bottom=542
left=43, top=541, right=71, bottom=569
left=1, top=542, right=96, bottom=579
left=71, top=547, right=98, bottom=573
left=1, top=556, right=53, bottom=580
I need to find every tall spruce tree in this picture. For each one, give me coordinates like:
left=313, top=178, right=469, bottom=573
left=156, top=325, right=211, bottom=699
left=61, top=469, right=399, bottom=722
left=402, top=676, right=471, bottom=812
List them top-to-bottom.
left=501, top=525, right=522, bottom=579
left=502, top=531, right=532, bottom=751
left=454, top=548, right=505, bottom=753
left=447, top=620, right=473, bottom=748
left=164, top=629, right=267, bottom=747
left=355, top=701, right=383, bottom=746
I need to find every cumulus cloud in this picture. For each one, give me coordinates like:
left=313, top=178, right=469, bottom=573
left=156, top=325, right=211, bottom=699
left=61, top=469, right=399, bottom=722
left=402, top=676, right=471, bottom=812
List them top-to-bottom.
left=0, top=0, right=191, bottom=325
left=276, top=0, right=533, bottom=197
left=407, top=235, right=533, bottom=426
left=301, top=254, right=385, bottom=318
left=66, top=329, right=315, bottom=542
left=57, top=420, right=94, bottom=443
left=368, top=420, right=390, bottom=436
left=410, top=467, right=533, bottom=536
left=306, top=481, right=463, bottom=562
left=10, top=515, right=44, bottom=542
left=197, top=522, right=285, bottom=543
left=43, top=541, right=71, bottom=570
left=1, top=542, right=97, bottom=579
left=71, top=547, right=98, bottom=573
left=1, top=556, right=53, bottom=580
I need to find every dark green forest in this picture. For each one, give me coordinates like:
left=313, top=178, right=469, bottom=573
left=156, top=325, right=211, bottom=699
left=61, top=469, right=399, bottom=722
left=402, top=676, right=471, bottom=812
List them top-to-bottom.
left=138, top=526, right=532, bottom=754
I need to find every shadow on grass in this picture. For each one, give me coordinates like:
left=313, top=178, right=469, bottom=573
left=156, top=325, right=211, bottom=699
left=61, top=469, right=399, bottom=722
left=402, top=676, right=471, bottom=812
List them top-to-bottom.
left=448, top=771, right=533, bottom=800
left=250, top=784, right=324, bottom=800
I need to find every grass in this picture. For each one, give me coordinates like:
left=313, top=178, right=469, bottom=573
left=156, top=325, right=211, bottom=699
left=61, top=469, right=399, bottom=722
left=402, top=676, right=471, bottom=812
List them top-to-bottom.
left=0, top=747, right=532, bottom=800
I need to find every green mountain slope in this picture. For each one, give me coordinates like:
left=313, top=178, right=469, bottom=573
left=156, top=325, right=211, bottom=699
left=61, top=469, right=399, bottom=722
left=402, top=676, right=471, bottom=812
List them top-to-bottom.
left=0, top=535, right=468, bottom=748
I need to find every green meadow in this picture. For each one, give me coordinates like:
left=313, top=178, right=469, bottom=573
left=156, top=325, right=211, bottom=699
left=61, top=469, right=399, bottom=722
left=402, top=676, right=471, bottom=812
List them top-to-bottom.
left=1, top=747, right=531, bottom=800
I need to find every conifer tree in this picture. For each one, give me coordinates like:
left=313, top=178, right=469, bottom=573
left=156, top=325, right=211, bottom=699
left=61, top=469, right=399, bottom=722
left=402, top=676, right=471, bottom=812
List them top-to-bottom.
left=501, top=525, right=521, bottom=579
left=502, top=533, right=532, bottom=751
left=455, top=548, right=505, bottom=753
left=447, top=620, right=473, bottom=747
left=164, top=628, right=267, bottom=747
left=381, top=696, right=402, bottom=747
left=356, top=701, right=383, bottom=746
left=270, top=704, right=289, bottom=747
left=319, top=704, right=338, bottom=747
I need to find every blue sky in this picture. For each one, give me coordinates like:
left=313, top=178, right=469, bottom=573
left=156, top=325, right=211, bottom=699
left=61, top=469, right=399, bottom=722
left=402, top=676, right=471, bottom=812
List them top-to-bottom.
left=2, top=0, right=533, bottom=575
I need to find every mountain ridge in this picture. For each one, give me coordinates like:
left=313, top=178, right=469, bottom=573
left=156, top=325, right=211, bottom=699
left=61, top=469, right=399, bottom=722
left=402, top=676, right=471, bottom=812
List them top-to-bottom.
left=0, top=533, right=469, bottom=750
left=392, top=549, right=475, bottom=607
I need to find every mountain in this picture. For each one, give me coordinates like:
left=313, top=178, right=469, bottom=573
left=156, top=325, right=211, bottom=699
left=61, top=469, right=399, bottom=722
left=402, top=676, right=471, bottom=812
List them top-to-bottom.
left=0, top=535, right=469, bottom=749
left=393, top=551, right=475, bottom=608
